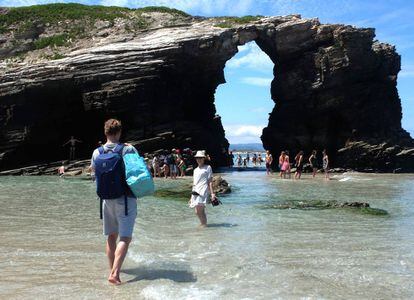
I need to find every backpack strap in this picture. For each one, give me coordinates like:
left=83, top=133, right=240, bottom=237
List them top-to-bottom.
left=113, top=143, right=125, bottom=155
left=115, top=144, right=128, bottom=216
left=98, top=146, right=105, bottom=155
left=124, top=195, right=128, bottom=216
left=99, top=198, right=103, bottom=220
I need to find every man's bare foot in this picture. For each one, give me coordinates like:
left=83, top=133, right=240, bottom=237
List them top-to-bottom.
left=199, top=224, right=207, bottom=228
left=108, top=275, right=121, bottom=285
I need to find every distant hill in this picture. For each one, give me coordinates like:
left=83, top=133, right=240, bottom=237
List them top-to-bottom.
left=229, top=143, right=265, bottom=151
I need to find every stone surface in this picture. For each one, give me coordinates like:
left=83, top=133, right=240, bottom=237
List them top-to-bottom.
left=0, top=7, right=413, bottom=172
left=212, top=175, right=231, bottom=194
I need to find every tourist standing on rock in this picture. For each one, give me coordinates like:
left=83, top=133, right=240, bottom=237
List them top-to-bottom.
left=90, top=119, right=138, bottom=285
left=63, top=136, right=82, bottom=161
left=322, top=149, right=329, bottom=180
left=189, top=150, right=215, bottom=227
left=265, top=150, right=273, bottom=175
left=309, top=150, right=318, bottom=178
left=279, top=151, right=286, bottom=178
left=294, top=151, right=304, bottom=179
left=246, top=153, right=250, bottom=165
left=252, top=153, right=257, bottom=166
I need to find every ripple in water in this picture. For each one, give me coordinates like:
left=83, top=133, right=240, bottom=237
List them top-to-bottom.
left=0, top=172, right=414, bottom=299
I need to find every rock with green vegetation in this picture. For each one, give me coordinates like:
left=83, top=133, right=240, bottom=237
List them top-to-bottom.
left=0, top=3, right=412, bottom=173
left=154, top=176, right=231, bottom=200
left=153, top=188, right=190, bottom=201
left=262, top=200, right=388, bottom=216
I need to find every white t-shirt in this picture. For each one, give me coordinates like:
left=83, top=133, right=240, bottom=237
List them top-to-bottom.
left=90, top=143, right=137, bottom=169
left=192, top=165, right=213, bottom=197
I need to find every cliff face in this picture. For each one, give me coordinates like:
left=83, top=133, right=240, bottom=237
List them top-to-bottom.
left=0, top=5, right=413, bottom=172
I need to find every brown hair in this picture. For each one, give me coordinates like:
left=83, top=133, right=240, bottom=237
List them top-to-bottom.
left=104, top=119, right=122, bottom=136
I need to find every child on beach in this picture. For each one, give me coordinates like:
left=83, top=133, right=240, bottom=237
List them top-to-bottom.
left=188, top=150, right=215, bottom=227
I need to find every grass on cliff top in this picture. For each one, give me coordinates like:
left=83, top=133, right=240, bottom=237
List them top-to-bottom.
left=0, top=3, right=190, bottom=33
left=214, top=15, right=263, bottom=28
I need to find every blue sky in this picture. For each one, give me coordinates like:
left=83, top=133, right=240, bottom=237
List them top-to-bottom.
left=2, top=0, right=413, bottom=144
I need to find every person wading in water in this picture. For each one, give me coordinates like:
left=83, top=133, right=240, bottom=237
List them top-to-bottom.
left=90, top=119, right=138, bottom=285
left=188, top=150, right=215, bottom=227
left=265, top=150, right=273, bottom=175
left=309, top=150, right=318, bottom=178
left=294, top=151, right=304, bottom=179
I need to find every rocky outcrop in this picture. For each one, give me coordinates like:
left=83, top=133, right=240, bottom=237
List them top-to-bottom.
left=0, top=4, right=413, bottom=172
left=212, top=175, right=231, bottom=194
left=263, top=200, right=388, bottom=215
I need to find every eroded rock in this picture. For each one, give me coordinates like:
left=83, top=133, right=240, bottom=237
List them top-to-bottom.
left=0, top=5, right=412, bottom=172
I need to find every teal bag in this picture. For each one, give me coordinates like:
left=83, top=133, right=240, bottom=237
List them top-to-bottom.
left=123, top=150, right=154, bottom=198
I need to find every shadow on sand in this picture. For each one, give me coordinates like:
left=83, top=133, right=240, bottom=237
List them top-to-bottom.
left=207, top=223, right=238, bottom=228
left=122, top=264, right=197, bottom=283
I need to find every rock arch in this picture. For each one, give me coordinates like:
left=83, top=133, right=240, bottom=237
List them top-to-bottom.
left=0, top=15, right=413, bottom=171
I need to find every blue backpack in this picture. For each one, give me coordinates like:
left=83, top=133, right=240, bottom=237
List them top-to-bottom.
left=94, top=144, right=129, bottom=219
left=123, top=150, right=154, bottom=198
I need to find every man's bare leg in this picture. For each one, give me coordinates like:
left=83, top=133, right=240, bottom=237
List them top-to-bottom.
left=106, top=233, right=118, bottom=269
left=108, top=237, right=131, bottom=285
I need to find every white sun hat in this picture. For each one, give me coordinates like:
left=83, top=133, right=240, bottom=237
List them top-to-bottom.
left=194, top=150, right=206, bottom=158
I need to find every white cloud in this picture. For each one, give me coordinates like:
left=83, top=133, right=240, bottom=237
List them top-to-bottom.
left=0, top=0, right=61, bottom=5
left=100, top=0, right=129, bottom=6
left=227, top=42, right=273, bottom=71
left=400, top=65, right=414, bottom=78
left=241, top=76, right=272, bottom=87
left=224, top=124, right=265, bottom=144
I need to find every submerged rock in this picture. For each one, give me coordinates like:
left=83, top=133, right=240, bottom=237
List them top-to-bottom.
left=154, top=175, right=231, bottom=200
left=212, top=176, right=231, bottom=194
left=263, top=200, right=388, bottom=215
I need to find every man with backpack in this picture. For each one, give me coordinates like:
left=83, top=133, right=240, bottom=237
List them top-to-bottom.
left=90, top=119, right=138, bottom=285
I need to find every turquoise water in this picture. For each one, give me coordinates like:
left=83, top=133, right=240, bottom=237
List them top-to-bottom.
left=1, top=171, right=414, bottom=299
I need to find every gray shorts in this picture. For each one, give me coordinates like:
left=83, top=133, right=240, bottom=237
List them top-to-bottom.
left=103, top=197, right=137, bottom=238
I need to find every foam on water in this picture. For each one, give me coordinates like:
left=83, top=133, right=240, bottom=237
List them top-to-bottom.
left=1, top=173, right=414, bottom=299
left=140, top=283, right=221, bottom=300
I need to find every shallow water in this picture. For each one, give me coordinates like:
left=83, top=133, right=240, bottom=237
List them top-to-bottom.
left=1, top=171, right=414, bottom=299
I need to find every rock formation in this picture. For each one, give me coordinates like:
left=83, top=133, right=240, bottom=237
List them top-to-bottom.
left=0, top=4, right=413, bottom=172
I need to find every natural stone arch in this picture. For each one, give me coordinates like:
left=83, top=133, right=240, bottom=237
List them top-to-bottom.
left=0, top=14, right=413, bottom=172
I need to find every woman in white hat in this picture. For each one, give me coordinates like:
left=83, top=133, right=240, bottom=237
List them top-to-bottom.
left=189, top=150, right=215, bottom=227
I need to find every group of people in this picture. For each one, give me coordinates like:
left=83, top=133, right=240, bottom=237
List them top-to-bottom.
left=148, top=148, right=199, bottom=179
left=229, top=149, right=330, bottom=179
left=275, top=149, right=330, bottom=180
left=230, top=152, right=264, bottom=168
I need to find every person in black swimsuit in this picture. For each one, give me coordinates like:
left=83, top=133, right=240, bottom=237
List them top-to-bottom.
left=294, top=150, right=304, bottom=179
left=309, top=150, right=318, bottom=178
